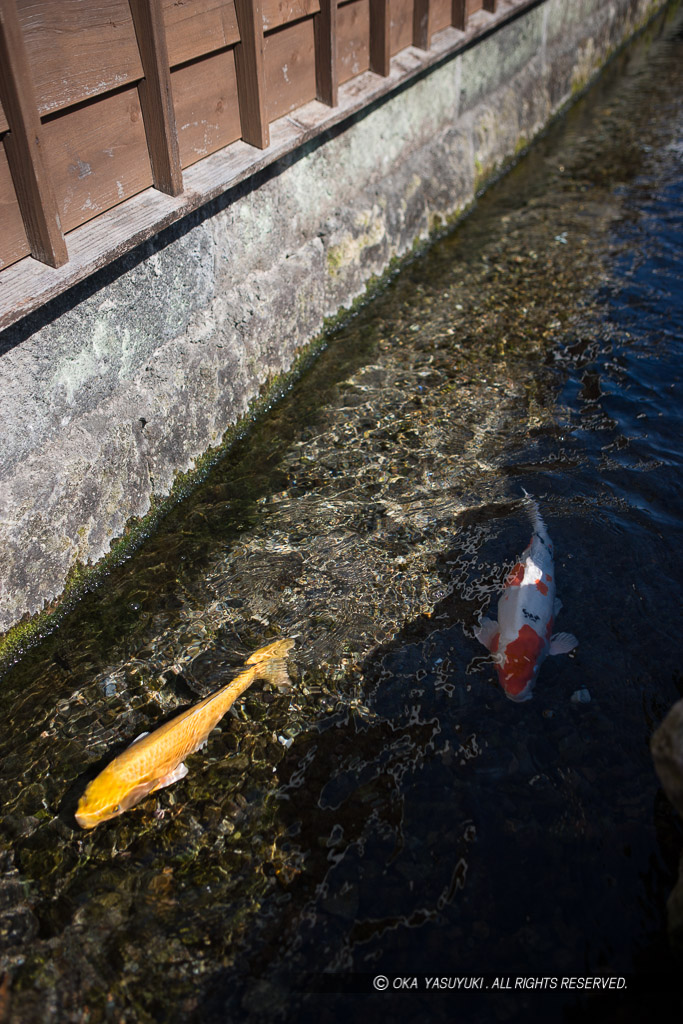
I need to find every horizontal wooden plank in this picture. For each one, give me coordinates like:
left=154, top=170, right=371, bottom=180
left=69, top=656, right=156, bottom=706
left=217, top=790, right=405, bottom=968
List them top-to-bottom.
left=0, top=0, right=540, bottom=331
left=17, top=0, right=144, bottom=116
left=162, top=0, right=240, bottom=68
left=262, top=0, right=320, bottom=32
left=338, top=0, right=370, bottom=84
left=390, top=0, right=412, bottom=55
left=431, top=0, right=451, bottom=34
left=265, top=17, right=317, bottom=121
left=171, top=49, right=241, bottom=167
left=43, top=86, right=153, bottom=233
left=0, top=139, right=30, bottom=269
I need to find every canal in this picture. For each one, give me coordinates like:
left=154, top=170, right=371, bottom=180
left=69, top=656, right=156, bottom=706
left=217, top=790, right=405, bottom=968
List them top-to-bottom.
left=1, top=5, right=682, bottom=1022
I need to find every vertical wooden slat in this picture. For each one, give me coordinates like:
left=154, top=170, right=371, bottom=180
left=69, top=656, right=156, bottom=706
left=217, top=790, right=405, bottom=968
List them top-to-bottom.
left=0, top=0, right=68, bottom=267
left=129, top=0, right=183, bottom=196
left=234, top=0, right=269, bottom=149
left=315, top=0, right=338, bottom=106
left=369, top=0, right=390, bottom=77
left=413, top=0, right=431, bottom=51
left=451, top=0, right=466, bottom=31
left=483, top=0, right=497, bottom=12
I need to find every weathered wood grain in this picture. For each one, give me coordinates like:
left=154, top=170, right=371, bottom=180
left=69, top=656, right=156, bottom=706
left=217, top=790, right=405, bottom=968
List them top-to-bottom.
left=0, top=0, right=68, bottom=266
left=0, top=0, right=538, bottom=330
left=16, top=0, right=143, bottom=115
left=130, top=0, right=183, bottom=196
left=162, top=0, right=240, bottom=68
left=234, top=0, right=270, bottom=148
left=262, top=0, right=321, bottom=31
left=314, top=0, right=338, bottom=105
left=338, top=0, right=370, bottom=85
left=369, top=0, right=390, bottom=76
left=389, top=0, right=412, bottom=55
left=412, top=0, right=430, bottom=51
left=429, top=0, right=451, bottom=34
left=451, top=0, right=466, bottom=31
left=266, top=18, right=317, bottom=121
left=171, top=50, right=241, bottom=168
left=42, top=86, right=153, bottom=233
left=0, top=138, right=30, bottom=268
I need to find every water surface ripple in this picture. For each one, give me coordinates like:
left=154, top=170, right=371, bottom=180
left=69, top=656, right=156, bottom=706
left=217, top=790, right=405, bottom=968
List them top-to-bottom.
left=1, top=7, right=683, bottom=1023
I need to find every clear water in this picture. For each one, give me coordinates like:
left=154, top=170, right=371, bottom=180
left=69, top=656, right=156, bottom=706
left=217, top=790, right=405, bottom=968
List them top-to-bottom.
left=1, top=6, right=683, bottom=1022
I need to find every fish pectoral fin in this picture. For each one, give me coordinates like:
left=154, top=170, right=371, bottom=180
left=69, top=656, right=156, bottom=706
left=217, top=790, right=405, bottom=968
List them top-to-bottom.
left=554, top=598, right=563, bottom=616
left=474, top=617, right=499, bottom=652
left=549, top=632, right=578, bottom=656
left=150, top=762, right=189, bottom=793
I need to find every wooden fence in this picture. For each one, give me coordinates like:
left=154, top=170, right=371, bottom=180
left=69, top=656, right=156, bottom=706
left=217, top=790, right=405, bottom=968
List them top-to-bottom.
left=0, top=0, right=510, bottom=329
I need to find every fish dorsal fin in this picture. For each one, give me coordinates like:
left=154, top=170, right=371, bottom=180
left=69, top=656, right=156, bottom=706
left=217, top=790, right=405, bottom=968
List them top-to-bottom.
left=522, top=489, right=551, bottom=542
left=474, top=617, right=499, bottom=652
left=549, top=632, right=578, bottom=656
left=129, top=731, right=149, bottom=747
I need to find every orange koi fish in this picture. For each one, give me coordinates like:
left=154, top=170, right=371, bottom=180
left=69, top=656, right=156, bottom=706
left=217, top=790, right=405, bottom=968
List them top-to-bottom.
left=474, top=495, right=577, bottom=702
left=75, top=638, right=294, bottom=828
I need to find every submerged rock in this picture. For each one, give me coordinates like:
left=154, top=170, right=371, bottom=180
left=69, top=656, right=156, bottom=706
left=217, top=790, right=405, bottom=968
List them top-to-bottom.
left=651, top=699, right=683, bottom=820
left=651, top=699, right=683, bottom=959
left=667, top=856, right=683, bottom=960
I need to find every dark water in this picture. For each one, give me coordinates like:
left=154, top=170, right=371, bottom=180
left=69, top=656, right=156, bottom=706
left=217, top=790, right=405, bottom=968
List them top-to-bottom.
left=1, top=6, right=683, bottom=1022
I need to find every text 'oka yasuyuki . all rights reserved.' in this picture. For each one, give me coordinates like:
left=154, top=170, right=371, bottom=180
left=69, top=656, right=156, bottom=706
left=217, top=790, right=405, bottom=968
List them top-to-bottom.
left=371, top=975, right=627, bottom=991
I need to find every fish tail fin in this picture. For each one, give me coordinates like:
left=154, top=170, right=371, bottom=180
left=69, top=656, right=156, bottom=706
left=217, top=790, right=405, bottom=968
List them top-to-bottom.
left=521, top=489, right=548, bottom=536
left=245, top=638, right=295, bottom=666
left=246, top=638, right=295, bottom=691
left=191, top=640, right=295, bottom=721
left=258, top=656, right=294, bottom=692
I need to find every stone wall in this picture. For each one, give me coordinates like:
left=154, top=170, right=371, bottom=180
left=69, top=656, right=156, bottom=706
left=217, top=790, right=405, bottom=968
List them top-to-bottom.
left=0, top=0, right=667, bottom=638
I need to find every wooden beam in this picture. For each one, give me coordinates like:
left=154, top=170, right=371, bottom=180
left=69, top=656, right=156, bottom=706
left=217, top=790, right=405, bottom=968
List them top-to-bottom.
left=0, top=0, right=68, bottom=267
left=0, top=0, right=534, bottom=331
left=129, top=0, right=183, bottom=196
left=234, top=0, right=269, bottom=149
left=315, top=0, right=338, bottom=106
left=369, top=0, right=390, bottom=77
left=413, top=0, right=431, bottom=52
left=451, top=0, right=466, bottom=31
left=483, top=0, right=497, bottom=12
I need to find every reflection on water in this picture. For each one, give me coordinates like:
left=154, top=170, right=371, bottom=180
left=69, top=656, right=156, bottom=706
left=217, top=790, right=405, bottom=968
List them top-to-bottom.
left=2, top=5, right=683, bottom=1022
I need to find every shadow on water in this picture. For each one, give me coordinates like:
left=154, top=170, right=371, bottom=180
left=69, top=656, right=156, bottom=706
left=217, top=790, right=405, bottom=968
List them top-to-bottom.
left=1, top=4, right=683, bottom=1022
left=197, top=498, right=683, bottom=1024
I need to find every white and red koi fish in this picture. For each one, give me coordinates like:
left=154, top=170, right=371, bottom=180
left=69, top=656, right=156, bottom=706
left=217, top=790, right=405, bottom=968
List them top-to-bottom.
left=474, top=494, right=577, bottom=702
